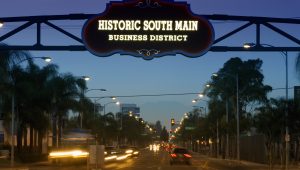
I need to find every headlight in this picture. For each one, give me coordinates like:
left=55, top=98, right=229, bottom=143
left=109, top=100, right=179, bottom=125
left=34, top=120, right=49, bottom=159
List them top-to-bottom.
left=125, top=149, right=133, bottom=154
left=49, top=150, right=89, bottom=159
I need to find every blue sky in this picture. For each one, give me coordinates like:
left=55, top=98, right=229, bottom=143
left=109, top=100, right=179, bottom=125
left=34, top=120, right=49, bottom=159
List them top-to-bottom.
left=0, top=0, right=300, bottom=128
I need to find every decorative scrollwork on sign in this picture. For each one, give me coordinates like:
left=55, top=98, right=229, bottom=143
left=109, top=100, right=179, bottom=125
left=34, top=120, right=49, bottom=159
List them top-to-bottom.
left=136, top=0, right=161, bottom=8
left=137, top=49, right=160, bottom=57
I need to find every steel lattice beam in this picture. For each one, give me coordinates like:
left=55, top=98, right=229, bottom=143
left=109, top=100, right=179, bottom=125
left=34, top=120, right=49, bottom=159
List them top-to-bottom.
left=0, top=14, right=300, bottom=52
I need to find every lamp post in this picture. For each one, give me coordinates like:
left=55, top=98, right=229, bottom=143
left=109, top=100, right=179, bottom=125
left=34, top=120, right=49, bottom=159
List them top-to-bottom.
left=244, top=42, right=289, bottom=169
left=10, top=56, right=51, bottom=167
left=212, top=72, right=239, bottom=161
left=78, top=76, right=91, bottom=129
left=84, top=89, right=107, bottom=115
left=192, top=97, right=220, bottom=156
left=103, top=101, right=120, bottom=115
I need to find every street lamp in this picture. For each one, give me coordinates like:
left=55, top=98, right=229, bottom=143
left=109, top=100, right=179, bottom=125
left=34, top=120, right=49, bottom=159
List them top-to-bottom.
left=0, top=21, right=4, bottom=28
left=243, top=42, right=289, bottom=169
left=10, top=56, right=52, bottom=167
left=212, top=72, right=239, bottom=161
left=78, top=76, right=91, bottom=129
left=81, top=76, right=91, bottom=81
left=85, top=89, right=107, bottom=115
left=198, top=93, right=204, bottom=98
left=192, top=97, right=220, bottom=157
left=103, top=101, right=120, bottom=115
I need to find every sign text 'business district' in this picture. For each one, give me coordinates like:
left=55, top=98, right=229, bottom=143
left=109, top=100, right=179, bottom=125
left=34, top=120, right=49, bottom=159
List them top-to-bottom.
left=82, top=0, right=214, bottom=60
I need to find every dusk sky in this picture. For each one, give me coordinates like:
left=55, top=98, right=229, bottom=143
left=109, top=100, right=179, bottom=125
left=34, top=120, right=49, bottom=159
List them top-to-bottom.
left=0, top=0, right=299, bottom=129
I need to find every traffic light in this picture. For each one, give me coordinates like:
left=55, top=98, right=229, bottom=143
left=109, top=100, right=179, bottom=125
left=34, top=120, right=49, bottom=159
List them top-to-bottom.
left=171, top=118, right=175, bottom=126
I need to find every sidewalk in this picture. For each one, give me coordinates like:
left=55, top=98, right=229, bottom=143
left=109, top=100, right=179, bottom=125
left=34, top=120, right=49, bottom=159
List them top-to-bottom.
left=192, top=152, right=300, bottom=170
left=0, top=159, right=29, bottom=170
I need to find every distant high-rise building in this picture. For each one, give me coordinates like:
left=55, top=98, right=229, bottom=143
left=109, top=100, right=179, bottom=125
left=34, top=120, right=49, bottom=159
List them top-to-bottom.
left=120, top=104, right=140, bottom=117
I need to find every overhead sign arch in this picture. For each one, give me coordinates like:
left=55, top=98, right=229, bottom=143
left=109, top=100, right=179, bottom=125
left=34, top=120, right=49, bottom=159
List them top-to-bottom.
left=82, top=0, right=215, bottom=60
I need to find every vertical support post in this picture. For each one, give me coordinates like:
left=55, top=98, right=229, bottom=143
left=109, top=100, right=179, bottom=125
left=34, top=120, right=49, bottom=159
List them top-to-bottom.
left=37, top=22, right=41, bottom=46
left=256, top=23, right=261, bottom=46
left=285, top=51, right=289, bottom=170
left=236, top=74, right=240, bottom=161
left=10, top=94, right=15, bottom=167
left=226, top=99, right=229, bottom=159
left=217, top=119, right=219, bottom=158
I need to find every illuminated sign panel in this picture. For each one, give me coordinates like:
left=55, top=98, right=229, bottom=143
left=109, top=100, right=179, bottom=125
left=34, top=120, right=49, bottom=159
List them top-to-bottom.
left=82, top=0, right=214, bottom=60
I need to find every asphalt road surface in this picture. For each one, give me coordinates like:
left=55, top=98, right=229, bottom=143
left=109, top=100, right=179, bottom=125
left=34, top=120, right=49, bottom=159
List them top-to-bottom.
left=4, top=149, right=296, bottom=170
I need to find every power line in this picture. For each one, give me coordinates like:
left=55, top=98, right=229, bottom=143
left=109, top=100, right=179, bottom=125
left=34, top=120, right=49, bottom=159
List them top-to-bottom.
left=86, top=92, right=200, bottom=99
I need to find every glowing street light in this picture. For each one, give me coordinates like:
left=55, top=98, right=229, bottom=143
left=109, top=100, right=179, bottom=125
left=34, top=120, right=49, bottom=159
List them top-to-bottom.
left=0, top=21, right=4, bottom=28
left=243, top=42, right=256, bottom=49
left=42, top=56, right=52, bottom=63
left=82, top=76, right=91, bottom=81
left=103, top=101, right=120, bottom=115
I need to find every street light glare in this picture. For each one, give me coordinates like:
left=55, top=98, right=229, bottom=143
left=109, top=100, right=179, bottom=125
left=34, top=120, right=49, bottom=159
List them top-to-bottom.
left=0, top=21, right=4, bottom=28
left=243, top=43, right=255, bottom=49
left=42, top=57, right=52, bottom=63
left=212, top=73, right=218, bottom=77
left=82, top=76, right=91, bottom=81
left=206, top=84, right=210, bottom=88
left=198, top=93, right=204, bottom=98
left=112, top=97, right=117, bottom=100
left=192, top=99, right=197, bottom=103
left=116, top=101, right=120, bottom=105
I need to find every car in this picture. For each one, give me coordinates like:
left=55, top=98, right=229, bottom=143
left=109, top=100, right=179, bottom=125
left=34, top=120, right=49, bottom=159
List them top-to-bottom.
left=119, top=145, right=140, bottom=157
left=105, top=146, right=118, bottom=156
left=128, top=146, right=140, bottom=157
left=169, top=148, right=192, bottom=165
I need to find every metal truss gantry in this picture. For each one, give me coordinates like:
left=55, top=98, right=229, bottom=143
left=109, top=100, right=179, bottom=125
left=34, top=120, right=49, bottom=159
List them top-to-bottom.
left=0, top=14, right=299, bottom=52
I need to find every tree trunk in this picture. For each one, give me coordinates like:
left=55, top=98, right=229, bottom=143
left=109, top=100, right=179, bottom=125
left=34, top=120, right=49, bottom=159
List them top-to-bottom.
left=52, top=114, right=57, bottom=148
left=58, top=115, right=62, bottom=147
left=16, top=123, right=22, bottom=152
left=29, top=126, right=33, bottom=152
left=23, top=127, right=27, bottom=151
left=34, top=129, right=38, bottom=152
left=38, top=131, right=43, bottom=154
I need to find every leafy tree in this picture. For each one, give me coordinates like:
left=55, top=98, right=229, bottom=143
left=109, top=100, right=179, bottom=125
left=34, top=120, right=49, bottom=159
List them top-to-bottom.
left=206, top=57, right=271, bottom=134
left=254, top=98, right=284, bottom=169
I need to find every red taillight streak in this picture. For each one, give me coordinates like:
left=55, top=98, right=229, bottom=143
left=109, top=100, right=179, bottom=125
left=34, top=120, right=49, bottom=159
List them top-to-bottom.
left=171, top=154, right=177, bottom=157
left=184, top=154, right=192, bottom=158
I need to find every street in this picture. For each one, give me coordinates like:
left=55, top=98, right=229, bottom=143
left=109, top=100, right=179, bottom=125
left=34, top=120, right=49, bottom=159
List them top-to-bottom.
left=4, top=148, right=284, bottom=170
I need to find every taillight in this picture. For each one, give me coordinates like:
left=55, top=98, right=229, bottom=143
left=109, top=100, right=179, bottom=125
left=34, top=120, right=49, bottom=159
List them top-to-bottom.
left=170, top=154, right=177, bottom=157
left=184, top=154, right=192, bottom=158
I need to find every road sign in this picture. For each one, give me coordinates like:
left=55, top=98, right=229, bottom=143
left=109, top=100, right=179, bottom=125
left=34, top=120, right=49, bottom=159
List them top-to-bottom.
left=185, top=127, right=195, bottom=130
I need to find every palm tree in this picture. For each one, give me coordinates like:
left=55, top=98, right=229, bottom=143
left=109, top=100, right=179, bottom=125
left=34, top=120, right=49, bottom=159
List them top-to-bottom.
left=0, top=44, right=34, bottom=155
left=16, top=63, right=58, bottom=152
left=46, top=73, right=87, bottom=148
